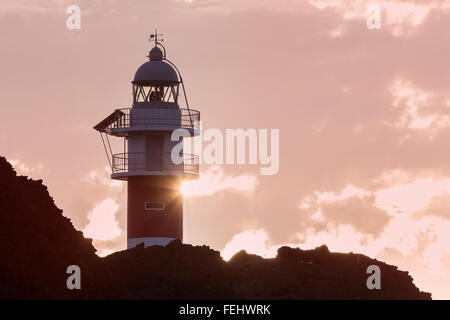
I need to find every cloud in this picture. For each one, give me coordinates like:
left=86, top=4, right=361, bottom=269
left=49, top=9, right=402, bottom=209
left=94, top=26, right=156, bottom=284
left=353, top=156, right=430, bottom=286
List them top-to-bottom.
left=0, top=0, right=68, bottom=15
left=172, top=0, right=312, bottom=14
left=175, top=0, right=450, bottom=36
left=309, top=0, right=450, bottom=36
left=387, top=79, right=450, bottom=138
left=7, top=158, right=44, bottom=178
left=181, top=165, right=258, bottom=197
left=85, top=166, right=123, bottom=190
left=77, top=168, right=126, bottom=256
left=293, top=173, right=450, bottom=297
left=375, top=177, right=450, bottom=215
left=299, top=184, right=390, bottom=236
left=315, top=184, right=371, bottom=202
left=417, top=192, right=450, bottom=220
left=83, top=198, right=122, bottom=241
left=221, top=211, right=450, bottom=297
left=296, top=214, right=450, bottom=277
left=418, top=217, right=450, bottom=274
left=220, top=224, right=377, bottom=263
left=297, top=224, right=374, bottom=253
left=221, top=229, right=296, bottom=261
left=96, top=248, right=115, bottom=257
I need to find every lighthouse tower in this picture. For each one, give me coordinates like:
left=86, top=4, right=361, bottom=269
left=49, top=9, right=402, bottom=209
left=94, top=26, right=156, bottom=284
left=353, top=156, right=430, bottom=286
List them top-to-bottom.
left=94, top=32, right=200, bottom=249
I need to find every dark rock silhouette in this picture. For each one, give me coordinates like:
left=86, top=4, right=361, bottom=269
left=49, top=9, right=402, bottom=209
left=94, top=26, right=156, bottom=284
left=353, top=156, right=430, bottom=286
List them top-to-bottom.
left=0, top=156, right=431, bottom=299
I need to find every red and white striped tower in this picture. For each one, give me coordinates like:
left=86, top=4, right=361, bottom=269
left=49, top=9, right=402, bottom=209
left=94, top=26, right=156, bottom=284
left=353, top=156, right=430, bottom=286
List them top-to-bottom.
left=94, top=32, right=200, bottom=248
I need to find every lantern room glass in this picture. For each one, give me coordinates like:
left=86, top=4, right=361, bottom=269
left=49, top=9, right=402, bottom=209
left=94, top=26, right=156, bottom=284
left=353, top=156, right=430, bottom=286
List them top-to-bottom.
left=132, top=84, right=179, bottom=104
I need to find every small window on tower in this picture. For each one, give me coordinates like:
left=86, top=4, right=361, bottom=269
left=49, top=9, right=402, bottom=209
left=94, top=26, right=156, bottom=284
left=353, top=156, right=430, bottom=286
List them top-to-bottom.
left=144, top=201, right=165, bottom=211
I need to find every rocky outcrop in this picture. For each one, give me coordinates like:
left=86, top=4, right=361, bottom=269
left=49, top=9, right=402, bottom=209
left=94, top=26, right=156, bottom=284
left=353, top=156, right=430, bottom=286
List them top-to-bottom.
left=0, top=157, right=432, bottom=299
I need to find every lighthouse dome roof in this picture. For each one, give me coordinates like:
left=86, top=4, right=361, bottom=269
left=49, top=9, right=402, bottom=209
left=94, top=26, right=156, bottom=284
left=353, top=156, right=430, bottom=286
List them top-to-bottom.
left=133, top=60, right=179, bottom=84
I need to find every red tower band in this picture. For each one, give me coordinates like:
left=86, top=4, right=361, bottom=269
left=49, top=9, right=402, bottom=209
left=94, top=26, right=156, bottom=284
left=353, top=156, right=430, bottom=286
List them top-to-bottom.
left=127, top=176, right=184, bottom=247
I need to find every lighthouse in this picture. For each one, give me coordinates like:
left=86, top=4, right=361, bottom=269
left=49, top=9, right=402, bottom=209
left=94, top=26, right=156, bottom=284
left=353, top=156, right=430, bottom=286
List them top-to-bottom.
left=94, top=32, right=200, bottom=249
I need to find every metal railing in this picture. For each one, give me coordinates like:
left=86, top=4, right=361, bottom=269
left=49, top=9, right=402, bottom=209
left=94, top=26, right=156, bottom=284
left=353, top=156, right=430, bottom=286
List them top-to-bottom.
left=105, top=107, right=200, bottom=131
left=112, top=152, right=199, bottom=176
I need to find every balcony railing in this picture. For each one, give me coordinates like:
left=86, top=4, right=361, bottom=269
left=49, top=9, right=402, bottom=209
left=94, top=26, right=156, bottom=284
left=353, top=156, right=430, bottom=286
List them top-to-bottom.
left=101, top=107, right=200, bottom=132
left=112, top=152, right=199, bottom=176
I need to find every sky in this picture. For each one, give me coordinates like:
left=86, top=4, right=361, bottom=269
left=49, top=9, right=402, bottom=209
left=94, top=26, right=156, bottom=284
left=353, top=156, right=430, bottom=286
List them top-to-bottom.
left=2, top=0, right=450, bottom=299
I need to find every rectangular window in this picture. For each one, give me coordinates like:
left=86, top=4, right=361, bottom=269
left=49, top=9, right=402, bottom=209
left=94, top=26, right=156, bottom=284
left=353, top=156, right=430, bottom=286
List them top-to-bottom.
left=144, top=201, right=165, bottom=211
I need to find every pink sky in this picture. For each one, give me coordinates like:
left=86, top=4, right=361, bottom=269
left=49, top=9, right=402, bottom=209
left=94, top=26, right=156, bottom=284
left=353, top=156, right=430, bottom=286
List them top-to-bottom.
left=2, top=0, right=450, bottom=299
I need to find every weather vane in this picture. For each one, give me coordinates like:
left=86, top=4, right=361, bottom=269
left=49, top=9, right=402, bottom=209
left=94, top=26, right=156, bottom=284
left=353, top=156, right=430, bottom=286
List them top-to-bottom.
left=149, top=29, right=164, bottom=46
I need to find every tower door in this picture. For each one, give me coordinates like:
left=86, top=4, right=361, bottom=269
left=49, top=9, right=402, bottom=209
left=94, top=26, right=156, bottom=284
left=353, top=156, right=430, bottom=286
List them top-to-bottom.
left=146, top=135, right=163, bottom=171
